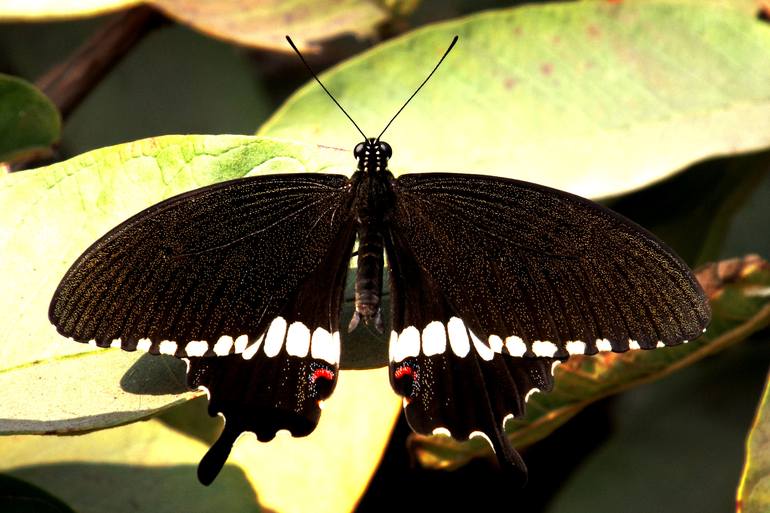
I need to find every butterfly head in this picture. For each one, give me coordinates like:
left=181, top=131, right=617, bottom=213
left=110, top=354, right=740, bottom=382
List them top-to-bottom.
left=354, top=138, right=392, bottom=174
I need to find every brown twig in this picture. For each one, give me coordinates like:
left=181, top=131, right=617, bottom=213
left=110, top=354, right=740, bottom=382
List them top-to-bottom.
left=35, top=5, right=167, bottom=121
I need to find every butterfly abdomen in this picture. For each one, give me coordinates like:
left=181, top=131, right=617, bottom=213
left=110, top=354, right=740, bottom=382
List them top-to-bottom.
left=348, top=169, right=395, bottom=333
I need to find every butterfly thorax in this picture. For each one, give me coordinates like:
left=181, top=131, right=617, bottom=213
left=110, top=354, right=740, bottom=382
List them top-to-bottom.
left=348, top=139, right=395, bottom=333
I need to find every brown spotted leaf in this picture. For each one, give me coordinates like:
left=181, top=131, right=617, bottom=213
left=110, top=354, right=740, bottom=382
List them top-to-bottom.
left=0, top=0, right=395, bottom=51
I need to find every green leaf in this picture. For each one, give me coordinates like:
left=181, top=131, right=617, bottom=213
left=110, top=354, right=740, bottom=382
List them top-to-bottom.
left=0, top=0, right=139, bottom=20
left=583, top=0, right=762, bottom=14
left=259, top=1, right=770, bottom=199
left=0, top=73, right=60, bottom=164
left=0, top=134, right=353, bottom=435
left=411, top=255, right=770, bottom=470
left=739, top=364, right=770, bottom=512
left=0, top=368, right=400, bottom=513
left=0, top=418, right=260, bottom=513
left=0, top=475, right=76, bottom=513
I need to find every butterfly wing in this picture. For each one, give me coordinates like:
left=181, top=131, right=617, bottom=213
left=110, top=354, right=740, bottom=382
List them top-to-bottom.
left=385, top=172, right=710, bottom=476
left=50, top=173, right=355, bottom=357
left=50, top=173, right=357, bottom=485
left=188, top=208, right=355, bottom=484
left=386, top=226, right=554, bottom=481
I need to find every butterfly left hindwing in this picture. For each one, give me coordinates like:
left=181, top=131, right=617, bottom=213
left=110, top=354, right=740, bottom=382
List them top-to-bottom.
left=189, top=212, right=356, bottom=484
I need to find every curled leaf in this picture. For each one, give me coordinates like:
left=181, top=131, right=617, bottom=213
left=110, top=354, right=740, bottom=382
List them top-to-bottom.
left=411, top=255, right=770, bottom=470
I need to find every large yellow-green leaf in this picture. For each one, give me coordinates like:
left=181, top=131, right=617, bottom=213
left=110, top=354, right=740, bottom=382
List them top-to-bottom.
left=0, top=0, right=396, bottom=51
left=584, top=0, right=762, bottom=13
left=259, top=1, right=770, bottom=199
left=0, top=73, right=60, bottom=164
left=0, top=134, right=355, bottom=435
left=0, top=134, right=400, bottom=511
left=411, top=255, right=770, bottom=470
left=738, top=366, right=770, bottom=512
left=0, top=368, right=399, bottom=513
left=0, top=475, right=76, bottom=513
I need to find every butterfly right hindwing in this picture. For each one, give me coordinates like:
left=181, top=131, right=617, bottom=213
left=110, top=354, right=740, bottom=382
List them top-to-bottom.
left=386, top=223, right=555, bottom=480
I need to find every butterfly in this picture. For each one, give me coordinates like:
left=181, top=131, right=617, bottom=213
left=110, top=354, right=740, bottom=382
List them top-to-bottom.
left=48, top=35, right=710, bottom=485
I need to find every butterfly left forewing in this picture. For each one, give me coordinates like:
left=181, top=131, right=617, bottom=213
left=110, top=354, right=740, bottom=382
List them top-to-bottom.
left=50, top=172, right=359, bottom=485
left=50, top=173, right=354, bottom=357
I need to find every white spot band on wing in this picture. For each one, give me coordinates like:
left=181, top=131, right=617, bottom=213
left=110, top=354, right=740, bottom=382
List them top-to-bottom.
left=264, top=317, right=287, bottom=357
left=447, top=317, right=470, bottom=358
left=421, top=321, right=447, bottom=357
left=286, top=322, right=311, bottom=357
left=392, top=326, right=420, bottom=362
left=311, top=327, right=339, bottom=365
left=469, top=329, right=494, bottom=361
left=234, top=334, right=249, bottom=353
left=242, top=334, right=264, bottom=360
left=213, top=335, right=234, bottom=356
left=488, top=335, right=504, bottom=353
left=505, top=335, right=526, bottom=357
left=137, top=338, right=152, bottom=352
left=596, top=338, right=612, bottom=352
left=158, top=340, right=178, bottom=355
left=185, top=340, right=208, bottom=357
left=532, top=340, right=557, bottom=357
left=566, top=340, right=587, bottom=355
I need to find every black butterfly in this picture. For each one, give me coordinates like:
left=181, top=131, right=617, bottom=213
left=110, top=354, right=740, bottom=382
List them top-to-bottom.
left=48, top=36, right=710, bottom=485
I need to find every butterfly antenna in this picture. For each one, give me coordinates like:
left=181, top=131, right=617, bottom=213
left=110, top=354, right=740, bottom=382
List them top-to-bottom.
left=376, top=35, right=458, bottom=142
left=286, top=36, right=368, bottom=141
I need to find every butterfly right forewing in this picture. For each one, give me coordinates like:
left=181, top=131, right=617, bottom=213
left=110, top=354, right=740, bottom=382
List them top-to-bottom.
left=388, top=172, right=709, bottom=356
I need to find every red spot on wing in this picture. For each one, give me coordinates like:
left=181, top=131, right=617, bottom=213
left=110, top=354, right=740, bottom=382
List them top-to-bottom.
left=587, top=25, right=601, bottom=38
left=541, top=63, right=553, bottom=76
left=503, top=77, right=517, bottom=90
left=394, top=365, right=414, bottom=380
left=311, top=368, right=335, bottom=382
